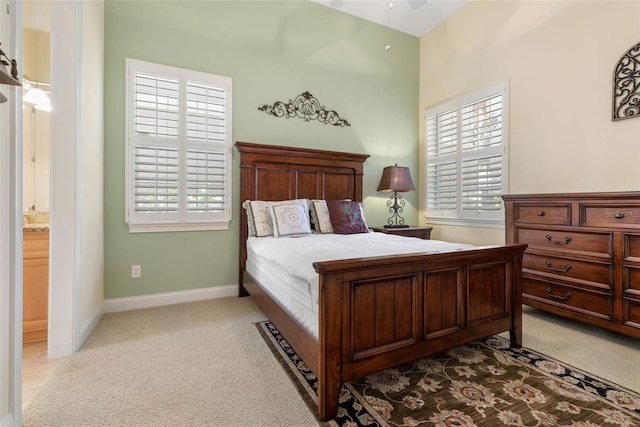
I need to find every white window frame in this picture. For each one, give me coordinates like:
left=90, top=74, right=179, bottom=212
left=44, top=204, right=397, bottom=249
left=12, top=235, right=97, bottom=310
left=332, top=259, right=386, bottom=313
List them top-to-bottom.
left=125, top=59, right=232, bottom=233
left=424, top=80, right=509, bottom=228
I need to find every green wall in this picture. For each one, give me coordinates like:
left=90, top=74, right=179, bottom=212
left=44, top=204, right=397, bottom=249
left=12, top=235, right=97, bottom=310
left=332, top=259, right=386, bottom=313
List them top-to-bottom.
left=104, top=0, right=419, bottom=299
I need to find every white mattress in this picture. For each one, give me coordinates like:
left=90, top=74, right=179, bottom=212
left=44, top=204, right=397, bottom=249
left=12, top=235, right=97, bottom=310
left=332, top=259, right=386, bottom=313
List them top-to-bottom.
left=246, top=232, right=476, bottom=339
left=246, top=252, right=319, bottom=338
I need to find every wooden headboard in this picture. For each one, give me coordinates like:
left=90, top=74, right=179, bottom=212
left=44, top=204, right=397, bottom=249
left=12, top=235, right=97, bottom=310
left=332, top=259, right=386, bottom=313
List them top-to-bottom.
left=235, top=141, right=370, bottom=293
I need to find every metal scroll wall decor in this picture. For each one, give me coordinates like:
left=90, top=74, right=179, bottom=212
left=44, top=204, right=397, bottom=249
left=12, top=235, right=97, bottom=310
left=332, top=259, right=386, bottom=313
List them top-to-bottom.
left=613, top=41, right=640, bottom=121
left=0, top=42, right=22, bottom=103
left=258, top=91, right=351, bottom=127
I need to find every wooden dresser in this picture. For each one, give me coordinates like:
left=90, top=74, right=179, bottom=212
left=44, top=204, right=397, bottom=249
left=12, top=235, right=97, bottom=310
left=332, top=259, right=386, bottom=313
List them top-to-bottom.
left=503, top=191, right=640, bottom=338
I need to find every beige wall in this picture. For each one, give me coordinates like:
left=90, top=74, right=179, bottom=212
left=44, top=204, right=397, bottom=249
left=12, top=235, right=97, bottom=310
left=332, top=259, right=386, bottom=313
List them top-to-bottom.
left=419, top=0, right=640, bottom=245
left=22, top=28, right=49, bottom=83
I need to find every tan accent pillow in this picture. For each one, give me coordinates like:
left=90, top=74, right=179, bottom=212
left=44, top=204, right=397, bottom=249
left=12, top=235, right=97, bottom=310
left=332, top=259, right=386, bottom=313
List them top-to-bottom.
left=310, top=200, right=334, bottom=233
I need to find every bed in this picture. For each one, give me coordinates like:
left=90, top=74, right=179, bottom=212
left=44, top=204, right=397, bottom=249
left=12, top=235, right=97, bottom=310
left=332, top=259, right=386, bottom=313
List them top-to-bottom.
left=236, top=141, right=527, bottom=421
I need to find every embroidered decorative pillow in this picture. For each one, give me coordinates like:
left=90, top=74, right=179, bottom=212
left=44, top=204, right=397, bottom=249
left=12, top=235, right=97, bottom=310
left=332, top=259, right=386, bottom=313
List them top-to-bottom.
left=247, top=199, right=309, bottom=237
left=241, top=200, right=258, bottom=237
left=310, top=200, right=334, bottom=233
left=327, top=200, right=370, bottom=234
left=357, top=202, right=370, bottom=231
left=269, top=204, right=312, bottom=237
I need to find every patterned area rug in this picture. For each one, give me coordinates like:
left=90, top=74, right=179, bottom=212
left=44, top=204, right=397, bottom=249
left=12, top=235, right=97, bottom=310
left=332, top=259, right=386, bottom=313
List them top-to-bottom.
left=256, top=321, right=640, bottom=427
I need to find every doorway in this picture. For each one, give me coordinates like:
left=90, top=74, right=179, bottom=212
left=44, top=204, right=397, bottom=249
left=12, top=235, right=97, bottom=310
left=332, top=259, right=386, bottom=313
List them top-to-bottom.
left=21, top=0, right=54, bottom=410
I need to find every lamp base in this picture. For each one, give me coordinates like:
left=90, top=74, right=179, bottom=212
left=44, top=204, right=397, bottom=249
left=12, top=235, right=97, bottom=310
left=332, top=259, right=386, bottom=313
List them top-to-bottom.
left=384, top=224, right=410, bottom=228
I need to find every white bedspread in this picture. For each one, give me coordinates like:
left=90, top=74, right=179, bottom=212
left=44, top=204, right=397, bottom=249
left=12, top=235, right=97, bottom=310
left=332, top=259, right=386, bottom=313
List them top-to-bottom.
left=247, top=232, right=476, bottom=306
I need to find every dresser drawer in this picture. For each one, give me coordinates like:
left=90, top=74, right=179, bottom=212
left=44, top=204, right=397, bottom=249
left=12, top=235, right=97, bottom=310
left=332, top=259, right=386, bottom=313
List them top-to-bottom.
left=514, top=204, right=571, bottom=225
left=581, top=204, right=640, bottom=228
left=516, top=227, right=611, bottom=256
left=624, top=234, right=640, bottom=262
left=523, top=253, right=612, bottom=290
left=623, top=265, right=640, bottom=296
left=523, top=277, right=612, bottom=320
left=623, top=298, right=640, bottom=329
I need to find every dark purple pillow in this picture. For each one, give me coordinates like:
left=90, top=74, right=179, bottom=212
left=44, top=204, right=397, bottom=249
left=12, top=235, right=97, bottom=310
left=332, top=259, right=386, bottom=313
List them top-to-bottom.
left=327, top=200, right=369, bottom=234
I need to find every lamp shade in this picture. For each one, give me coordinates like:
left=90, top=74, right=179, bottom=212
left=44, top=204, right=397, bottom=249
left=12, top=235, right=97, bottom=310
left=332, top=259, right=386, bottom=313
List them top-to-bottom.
left=377, top=164, right=416, bottom=192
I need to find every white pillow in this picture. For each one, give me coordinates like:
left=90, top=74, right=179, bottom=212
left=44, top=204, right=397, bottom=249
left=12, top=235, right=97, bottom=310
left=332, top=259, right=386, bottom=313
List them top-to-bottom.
left=247, top=199, right=309, bottom=237
left=241, top=200, right=258, bottom=237
left=310, top=200, right=334, bottom=233
left=358, top=202, right=371, bottom=232
left=269, top=204, right=312, bottom=237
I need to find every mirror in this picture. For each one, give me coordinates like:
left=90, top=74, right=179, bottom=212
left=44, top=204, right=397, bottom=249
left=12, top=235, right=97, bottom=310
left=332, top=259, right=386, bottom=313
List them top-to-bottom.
left=22, top=2, right=51, bottom=219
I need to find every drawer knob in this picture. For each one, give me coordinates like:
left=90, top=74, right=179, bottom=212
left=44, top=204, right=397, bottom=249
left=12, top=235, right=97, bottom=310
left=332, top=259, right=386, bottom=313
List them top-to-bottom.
left=537, top=211, right=545, bottom=216
left=613, top=212, right=625, bottom=219
left=545, top=235, right=572, bottom=245
left=545, top=261, right=572, bottom=273
left=546, top=288, right=571, bottom=301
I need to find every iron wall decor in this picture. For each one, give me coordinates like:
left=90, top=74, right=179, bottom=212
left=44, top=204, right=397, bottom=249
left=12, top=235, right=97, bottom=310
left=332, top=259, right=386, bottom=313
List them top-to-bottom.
left=0, top=41, right=21, bottom=104
left=613, top=41, right=640, bottom=121
left=258, top=91, right=351, bottom=127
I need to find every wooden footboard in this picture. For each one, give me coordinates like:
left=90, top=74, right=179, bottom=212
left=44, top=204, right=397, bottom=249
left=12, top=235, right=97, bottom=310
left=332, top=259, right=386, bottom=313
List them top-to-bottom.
left=311, top=244, right=526, bottom=420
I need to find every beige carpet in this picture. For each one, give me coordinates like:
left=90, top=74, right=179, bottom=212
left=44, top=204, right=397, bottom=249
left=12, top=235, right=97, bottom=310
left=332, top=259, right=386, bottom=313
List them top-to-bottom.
left=22, top=297, right=640, bottom=426
left=22, top=297, right=318, bottom=427
left=512, top=305, right=640, bottom=394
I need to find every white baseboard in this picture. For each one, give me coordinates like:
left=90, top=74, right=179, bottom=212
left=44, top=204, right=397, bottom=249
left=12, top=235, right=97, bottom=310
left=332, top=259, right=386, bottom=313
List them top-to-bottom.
left=103, top=285, right=239, bottom=313
left=78, top=304, right=104, bottom=350
left=1, top=414, right=15, bottom=427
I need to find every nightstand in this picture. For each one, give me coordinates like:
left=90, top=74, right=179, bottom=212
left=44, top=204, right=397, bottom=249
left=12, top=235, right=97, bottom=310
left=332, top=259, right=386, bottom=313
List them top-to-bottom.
left=370, top=226, right=433, bottom=240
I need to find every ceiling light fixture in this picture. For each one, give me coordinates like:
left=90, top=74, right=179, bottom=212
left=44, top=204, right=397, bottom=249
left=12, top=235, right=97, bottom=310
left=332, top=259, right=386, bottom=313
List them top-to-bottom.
left=385, top=0, right=392, bottom=52
left=23, top=78, right=51, bottom=112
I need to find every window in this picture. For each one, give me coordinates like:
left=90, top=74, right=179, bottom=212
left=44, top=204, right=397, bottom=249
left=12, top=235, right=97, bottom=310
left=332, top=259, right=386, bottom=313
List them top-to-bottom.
left=126, top=59, right=232, bottom=232
left=424, top=80, right=508, bottom=226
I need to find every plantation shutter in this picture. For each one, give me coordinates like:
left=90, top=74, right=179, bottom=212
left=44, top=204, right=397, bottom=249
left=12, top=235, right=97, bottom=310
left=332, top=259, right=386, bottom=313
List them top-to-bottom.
left=126, top=59, right=232, bottom=232
left=132, top=72, right=180, bottom=217
left=424, top=81, right=508, bottom=224
left=185, top=82, right=228, bottom=215
left=460, top=94, right=504, bottom=215
left=425, top=109, right=458, bottom=217
left=134, top=146, right=179, bottom=213
left=186, top=149, right=226, bottom=213
left=461, top=155, right=502, bottom=212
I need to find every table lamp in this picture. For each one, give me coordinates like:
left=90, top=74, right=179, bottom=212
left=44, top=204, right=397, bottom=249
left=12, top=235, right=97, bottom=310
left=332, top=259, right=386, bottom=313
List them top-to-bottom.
left=377, top=164, right=416, bottom=228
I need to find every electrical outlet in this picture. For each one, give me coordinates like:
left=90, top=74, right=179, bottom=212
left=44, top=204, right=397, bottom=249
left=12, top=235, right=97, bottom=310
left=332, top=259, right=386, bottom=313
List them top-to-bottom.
left=131, top=265, right=141, bottom=278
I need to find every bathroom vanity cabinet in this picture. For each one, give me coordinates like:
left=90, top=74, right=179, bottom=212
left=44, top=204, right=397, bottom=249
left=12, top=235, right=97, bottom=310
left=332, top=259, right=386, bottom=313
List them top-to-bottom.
left=23, top=229, right=49, bottom=343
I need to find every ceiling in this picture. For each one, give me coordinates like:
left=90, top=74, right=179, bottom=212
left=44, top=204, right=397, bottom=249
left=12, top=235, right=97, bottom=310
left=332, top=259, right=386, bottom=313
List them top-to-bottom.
left=23, top=0, right=469, bottom=38
left=310, top=0, right=470, bottom=37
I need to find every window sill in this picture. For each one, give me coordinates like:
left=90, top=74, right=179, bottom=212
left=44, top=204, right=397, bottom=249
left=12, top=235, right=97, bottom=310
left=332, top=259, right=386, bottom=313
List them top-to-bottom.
left=424, top=217, right=504, bottom=229
left=127, top=221, right=231, bottom=233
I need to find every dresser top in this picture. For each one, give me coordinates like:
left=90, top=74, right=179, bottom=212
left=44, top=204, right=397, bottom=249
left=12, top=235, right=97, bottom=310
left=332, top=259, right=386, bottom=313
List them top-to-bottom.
left=502, top=191, right=640, bottom=201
